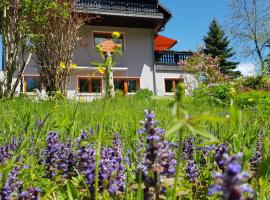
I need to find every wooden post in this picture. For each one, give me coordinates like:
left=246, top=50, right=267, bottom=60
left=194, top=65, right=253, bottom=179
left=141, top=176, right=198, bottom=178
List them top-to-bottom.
left=123, top=80, right=128, bottom=96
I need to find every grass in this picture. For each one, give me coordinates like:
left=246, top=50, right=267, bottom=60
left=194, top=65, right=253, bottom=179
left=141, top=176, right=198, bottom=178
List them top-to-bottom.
left=0, top=94, right=269, bottom=199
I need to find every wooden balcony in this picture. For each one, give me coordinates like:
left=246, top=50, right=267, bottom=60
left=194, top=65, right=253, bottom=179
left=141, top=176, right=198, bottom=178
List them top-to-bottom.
left=76, top=0, right=159, bottom=13
left=154, top=51, right=193, bottom=66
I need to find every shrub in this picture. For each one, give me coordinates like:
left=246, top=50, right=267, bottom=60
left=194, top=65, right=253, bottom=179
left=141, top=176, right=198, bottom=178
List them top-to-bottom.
left=192, top=83, right=234, bottom=104
left=135, top=88, right=153, bottom=99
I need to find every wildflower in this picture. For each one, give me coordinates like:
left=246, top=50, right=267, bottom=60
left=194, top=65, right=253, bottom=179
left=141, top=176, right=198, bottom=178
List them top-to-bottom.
left=112, top=31, right=121, bottom=39
left=59, top=62, right=66, bottom=69
left=71, top=63, right=77, bottom=69
left=98, top=65, right=105, bottom=74
left=229, top=87, right=236, bottom=97
left=248, top=98, right=254, bottom=102
left=137, top=110, right=176, bottom=199
left=250, top=131, right=263, bottom=176
left=43, top=132, right=60, bottom=178
left=0, top=138, right=19, bottom=165
left=183, top=138, right=195, bottom=160
left=215, top=143, right=229, bottom=170
left=209, top=153, right=254, bottom=200
left=185, top=159, right=198, bottom=183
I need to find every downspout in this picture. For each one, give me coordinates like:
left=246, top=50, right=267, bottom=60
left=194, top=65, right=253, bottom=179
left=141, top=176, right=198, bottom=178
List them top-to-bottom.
left=151, top=31, right=157, bottom=95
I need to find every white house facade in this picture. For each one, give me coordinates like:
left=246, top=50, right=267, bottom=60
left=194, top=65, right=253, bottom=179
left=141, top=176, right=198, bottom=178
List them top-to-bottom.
left=2, top=0, right=197, bottom=99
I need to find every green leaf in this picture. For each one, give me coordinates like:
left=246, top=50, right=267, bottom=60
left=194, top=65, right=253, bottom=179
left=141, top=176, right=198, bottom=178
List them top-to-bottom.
left=67, top=180, right=79, bottom=200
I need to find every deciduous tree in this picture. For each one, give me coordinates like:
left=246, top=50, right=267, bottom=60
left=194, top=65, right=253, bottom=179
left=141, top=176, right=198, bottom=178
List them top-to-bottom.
left=0, top=0, right=33, bottom=98
left=228, top=0, right=270, bottom=75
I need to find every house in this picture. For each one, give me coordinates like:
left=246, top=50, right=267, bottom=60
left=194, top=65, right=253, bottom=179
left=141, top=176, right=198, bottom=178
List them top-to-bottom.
left=4, top=0, right=197, bottom=99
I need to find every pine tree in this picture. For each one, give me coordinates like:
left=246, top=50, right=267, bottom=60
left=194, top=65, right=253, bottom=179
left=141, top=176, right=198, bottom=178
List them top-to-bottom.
left=203, top=19, right=241, bottom=78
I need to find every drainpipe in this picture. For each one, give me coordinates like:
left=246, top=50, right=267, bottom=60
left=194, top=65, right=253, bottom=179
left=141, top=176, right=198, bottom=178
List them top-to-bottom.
left=151, top=31, right=157, bottom=95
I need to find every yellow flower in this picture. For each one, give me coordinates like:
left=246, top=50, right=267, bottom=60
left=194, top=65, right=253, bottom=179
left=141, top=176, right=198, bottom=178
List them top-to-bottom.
left=112, top=31, right=120, bottom=39
left=96, top=45, right=103, bottom=53
left=60, top=62, right=66, bottom=69
left=71, top=63, right=77, bottom=69
left=98, top=66, right=105, bottom=74
left=229, top=87, right=236, bottom=97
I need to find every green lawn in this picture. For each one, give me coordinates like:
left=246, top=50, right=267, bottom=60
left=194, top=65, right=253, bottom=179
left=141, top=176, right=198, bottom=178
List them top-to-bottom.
left=0, top=95, right=269, bottom=199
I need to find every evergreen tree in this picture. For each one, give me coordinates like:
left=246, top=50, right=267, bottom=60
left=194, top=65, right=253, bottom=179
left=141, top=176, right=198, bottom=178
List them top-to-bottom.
left=203, top=19, right=241, bottom=78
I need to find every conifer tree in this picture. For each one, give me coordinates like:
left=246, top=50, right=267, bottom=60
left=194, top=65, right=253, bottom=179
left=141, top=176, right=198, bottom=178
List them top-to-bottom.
left=204, top=19, right=241, bottom=78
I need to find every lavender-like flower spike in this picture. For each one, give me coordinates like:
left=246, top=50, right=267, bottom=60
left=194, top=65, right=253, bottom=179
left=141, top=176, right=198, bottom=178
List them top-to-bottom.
left=137, top=110, right=176, bottom=199
left=250, top=131, right=263, bottom=176
left=43, top=132, right=60, bottom=178
left=0, top=138, right=19, bottom=165
left=183, top=138, right=195, bottom=160
left=215, top=143, right=229, bottom=170
left=209, top=153, right=254, bottom=200
left=185, top=159, right=198, bottom=183
left=1, top=167, right=21, bottom=200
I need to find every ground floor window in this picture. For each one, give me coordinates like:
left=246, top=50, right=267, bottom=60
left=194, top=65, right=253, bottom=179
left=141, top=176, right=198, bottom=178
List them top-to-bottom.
left=24, top=76, right=42, bottom=93
left=78, top=77, right=102, bottom=93
left=114, top=78, right=140, bottom=94
left=164, top=78, right=184, bottom=93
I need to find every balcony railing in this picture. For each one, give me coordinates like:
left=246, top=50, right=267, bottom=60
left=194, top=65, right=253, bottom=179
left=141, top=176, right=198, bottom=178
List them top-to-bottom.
left=76, top=0, right=159, bottom=13
left=154, top=51, right=193, bottom=66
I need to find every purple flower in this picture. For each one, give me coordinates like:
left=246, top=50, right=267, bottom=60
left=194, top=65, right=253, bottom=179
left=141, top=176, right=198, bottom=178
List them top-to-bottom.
left=136, top=110, right=176, bottom=199
left=250, top=131, right=263, bottom=176
left=0, top=138, right=19, bottom=165
left=183, top=138, right=195, bottom=160
left=215, top=143, right=229, bottom=170
left=209, top=153, right=254, bottom=200
left=185, top=159, right=198, bottom=183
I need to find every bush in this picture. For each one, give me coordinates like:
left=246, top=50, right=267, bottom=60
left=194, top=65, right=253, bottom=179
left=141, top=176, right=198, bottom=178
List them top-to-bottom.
left=192, top=83, right=234, bottom=104
left=135, top=88, right=153, bottom=99
left=235, top=91, right=270, bottom=109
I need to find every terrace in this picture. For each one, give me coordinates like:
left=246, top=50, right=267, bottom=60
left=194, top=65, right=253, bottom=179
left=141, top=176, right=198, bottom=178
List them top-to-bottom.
left=76, top=0, right=159, bottom=14
left=154, top=51, right=193, bottom=66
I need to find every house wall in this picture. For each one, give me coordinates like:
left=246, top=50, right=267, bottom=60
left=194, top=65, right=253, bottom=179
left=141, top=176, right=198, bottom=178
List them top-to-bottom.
left=22, top=25, right=155, bottom=98
left=155, top=69, right=198, bottom=96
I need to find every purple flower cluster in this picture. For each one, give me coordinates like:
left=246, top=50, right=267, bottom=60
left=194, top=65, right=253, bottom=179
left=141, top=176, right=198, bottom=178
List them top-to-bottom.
left=137, top=110, right=176, bottom=198
left=43, top=131, right=126, bottom=196
left=250, top=132, right=263, bottom=176
left=0, top=138, right=19, bottom=164
left=183, top=138, right=198, bottom=183
left=215, top=143, right=229, bottom=170
left=209, top=153, right=254, bottom=200
left=1, top=167, right=41, bottom=200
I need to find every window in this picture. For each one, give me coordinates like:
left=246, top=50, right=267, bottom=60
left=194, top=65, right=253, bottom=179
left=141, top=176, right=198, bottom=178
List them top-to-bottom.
left=93, top=32, right=124, bottom=51
left=24, top=76, right=41, bottom=93
left=78, top=77, right=102, bottom=93
left=114, top=78, right=140, bottom=94
left=164, top=79, right=184, bottom=93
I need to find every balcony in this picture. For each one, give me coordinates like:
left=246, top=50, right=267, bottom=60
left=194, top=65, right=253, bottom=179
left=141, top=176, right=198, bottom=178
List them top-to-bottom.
left=76, top=0, right=159, bottom=13
left=154, top=51, right=193, bottom=66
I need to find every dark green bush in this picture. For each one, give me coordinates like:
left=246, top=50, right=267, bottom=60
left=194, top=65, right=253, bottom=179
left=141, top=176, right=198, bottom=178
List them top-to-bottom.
left=135, top=88, right=153, bottom=99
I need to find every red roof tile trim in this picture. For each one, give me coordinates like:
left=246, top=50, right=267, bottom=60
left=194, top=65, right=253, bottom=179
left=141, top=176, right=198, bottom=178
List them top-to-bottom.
left=154, top=34, right=177, bottom=51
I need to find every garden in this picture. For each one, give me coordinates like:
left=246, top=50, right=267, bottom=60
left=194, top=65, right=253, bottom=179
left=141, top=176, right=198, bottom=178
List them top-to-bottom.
left=0, top=85, right=270, bottom=199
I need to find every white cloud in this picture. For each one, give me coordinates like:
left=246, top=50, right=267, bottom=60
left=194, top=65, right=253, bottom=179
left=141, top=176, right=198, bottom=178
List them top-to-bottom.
left=236, top=63, right=257, bottom=77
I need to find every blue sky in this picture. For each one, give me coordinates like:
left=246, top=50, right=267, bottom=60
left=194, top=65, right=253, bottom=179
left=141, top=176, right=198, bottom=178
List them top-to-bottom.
left=160, top=0, right=229, bottom=51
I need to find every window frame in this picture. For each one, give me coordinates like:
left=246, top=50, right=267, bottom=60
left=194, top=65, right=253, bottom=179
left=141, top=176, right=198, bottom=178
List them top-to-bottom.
left=92, top=31, right=125, bottom=52
left=23, top=75, right=42, bottom=95
left=77, top=76, right=103, bottom=94
left=113, top=77, right=140, bottom=94
left=164, top=78, right=184, bottom=93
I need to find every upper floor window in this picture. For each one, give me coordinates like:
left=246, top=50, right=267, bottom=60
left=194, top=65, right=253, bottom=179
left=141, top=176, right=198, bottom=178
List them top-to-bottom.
left=93, top=32, right=125, bottom=51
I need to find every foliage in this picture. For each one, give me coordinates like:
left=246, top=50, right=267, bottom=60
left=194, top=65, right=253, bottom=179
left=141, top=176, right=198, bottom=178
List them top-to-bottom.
left=0, top=0, right=34, bottom=98
left=29, top=0, right=90, bottom=96
left=228, top=0, right=270, bottom=74
left=203, top=19, right=241, bottom=78
left=180, top=51, right=226, bottom=84
left=236, top=76, right=270, bottom=90
left=192, top=83, right=234, bottom=104
left=135, top=89, right=153, bottom=99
